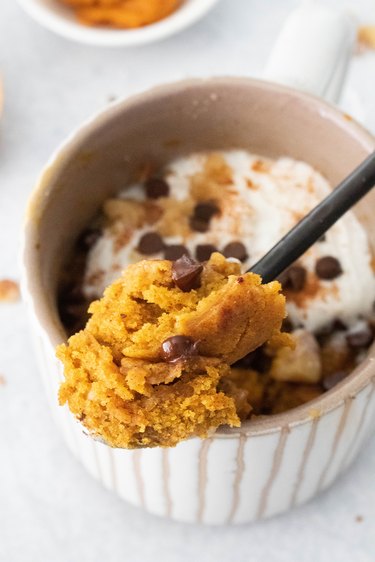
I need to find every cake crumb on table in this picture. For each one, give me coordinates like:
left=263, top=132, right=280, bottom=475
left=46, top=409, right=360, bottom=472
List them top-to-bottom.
left=357, top=25, right=375, bottom=52
left=0, top=279, right=20, bottom=303
left=0, top=375, right=6, bottom=386
left=355, top=515, right=364, bottom=523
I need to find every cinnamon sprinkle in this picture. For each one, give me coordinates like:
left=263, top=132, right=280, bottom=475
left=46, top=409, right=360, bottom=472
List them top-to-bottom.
left=252, top=159, right=270, bottom=173
left=283, top=273, right=319, bottom=306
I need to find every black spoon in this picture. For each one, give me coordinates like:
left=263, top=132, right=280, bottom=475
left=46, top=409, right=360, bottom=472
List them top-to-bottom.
left=248, top=152, right=375, bottom=283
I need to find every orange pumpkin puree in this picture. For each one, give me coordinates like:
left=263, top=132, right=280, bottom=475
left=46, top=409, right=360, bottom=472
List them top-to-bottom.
left=60, top=0, right=181, bottom=28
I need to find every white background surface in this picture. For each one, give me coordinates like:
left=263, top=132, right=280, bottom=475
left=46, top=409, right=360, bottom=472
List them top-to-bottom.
left=1, top=0, right=375, bottom=560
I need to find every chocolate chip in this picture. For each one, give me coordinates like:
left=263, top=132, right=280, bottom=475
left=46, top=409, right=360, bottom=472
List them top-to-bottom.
left=144, top=177, right=170, bottom=199
left=189, top=202, right=219, bottom=232
left=194, top=202, right=219, bottom=222
left=189, top=217, right=210, bottom=232
left=76, top=228, right=101, bottom=251
left=137, top=232, right=165, bottom=255
left=222, top=241, right=248, bottom=262
left=195, top=244, right=217, bottom=262
left=164, top=245, right=190, bottom=261
left=172, top=255, right=203, bottom=292
left=315, top=256, right=343, bottom=280
left=278, top=264, right=307, bottom=291
left=287, top=265, right=307, bottom=291
left=277, top=270, right=288, bottom=286
left=281, top=318, right=293, bottom=333
left=332, top=318, right=347, bottom=331
left=346, top=325, right=374, bottom=348
left=161, top=335, right=199, bottom=362
left=322, top=370, right=348, bottom=391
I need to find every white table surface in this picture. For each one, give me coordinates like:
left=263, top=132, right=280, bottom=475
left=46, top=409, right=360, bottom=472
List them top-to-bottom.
left=1, top=0, right=375, bottom=560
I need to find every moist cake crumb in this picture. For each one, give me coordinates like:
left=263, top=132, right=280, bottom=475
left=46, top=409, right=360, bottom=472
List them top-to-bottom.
left=57, top=253, right=288, bottom=448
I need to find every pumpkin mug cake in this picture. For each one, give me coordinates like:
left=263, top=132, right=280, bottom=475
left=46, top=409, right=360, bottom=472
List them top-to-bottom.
left=22, top=64, right=375, bottom=521
left=57, top=151, right=375, bottom=448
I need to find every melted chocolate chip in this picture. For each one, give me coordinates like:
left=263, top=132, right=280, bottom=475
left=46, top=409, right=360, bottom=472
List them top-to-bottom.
left=144, top=177, right=170, bottom=199
left=189, top=202, right=219, bottom=232
left=76, top=228, right=101, bottom=251
left=137, top=232, right=165, bottom=255
left=222, top=241, right=248, bottom=262
left=195, top=244, right=217, bottom=262
left=164, top=245, right=190, bottom=261
left=172, top=255, right=203, bottom=292
left=315, top=256, right=343, bottom=280
left=278, top=264, right=306, bottom=291
left=346, top=325, right=374, bottom=348
left=161, top=335, right=199, bottom=362
left=322, top=371, right=348, bottom=391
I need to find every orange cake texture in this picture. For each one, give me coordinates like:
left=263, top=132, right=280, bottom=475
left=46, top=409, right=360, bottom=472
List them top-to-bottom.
left=57, top=253, right=287, bottom=448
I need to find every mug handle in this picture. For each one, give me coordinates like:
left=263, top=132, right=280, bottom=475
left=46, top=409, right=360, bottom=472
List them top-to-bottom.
left=263, top=2, right=356, bottom=103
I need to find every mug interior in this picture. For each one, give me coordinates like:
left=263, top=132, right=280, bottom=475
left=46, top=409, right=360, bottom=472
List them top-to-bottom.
left=23, top=77, right=375, bottom=434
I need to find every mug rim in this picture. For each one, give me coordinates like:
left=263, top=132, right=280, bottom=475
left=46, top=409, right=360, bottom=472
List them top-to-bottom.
left=21, top=76, right=375, bottom=438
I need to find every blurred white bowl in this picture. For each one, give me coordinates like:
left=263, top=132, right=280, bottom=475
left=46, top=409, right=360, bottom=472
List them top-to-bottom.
left=17, top=0, right=220, bottom=47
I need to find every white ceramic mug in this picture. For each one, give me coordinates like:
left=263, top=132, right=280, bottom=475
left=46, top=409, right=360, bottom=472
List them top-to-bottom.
left=21, top=4, right=375, bottom=524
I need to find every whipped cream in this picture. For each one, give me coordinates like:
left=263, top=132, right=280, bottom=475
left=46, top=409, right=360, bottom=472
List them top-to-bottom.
left=83, top=150, right=375, bottom=332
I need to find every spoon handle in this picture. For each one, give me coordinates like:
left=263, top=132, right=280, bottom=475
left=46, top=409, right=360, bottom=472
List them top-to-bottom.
left=249, top=152, right=375, bottom=283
